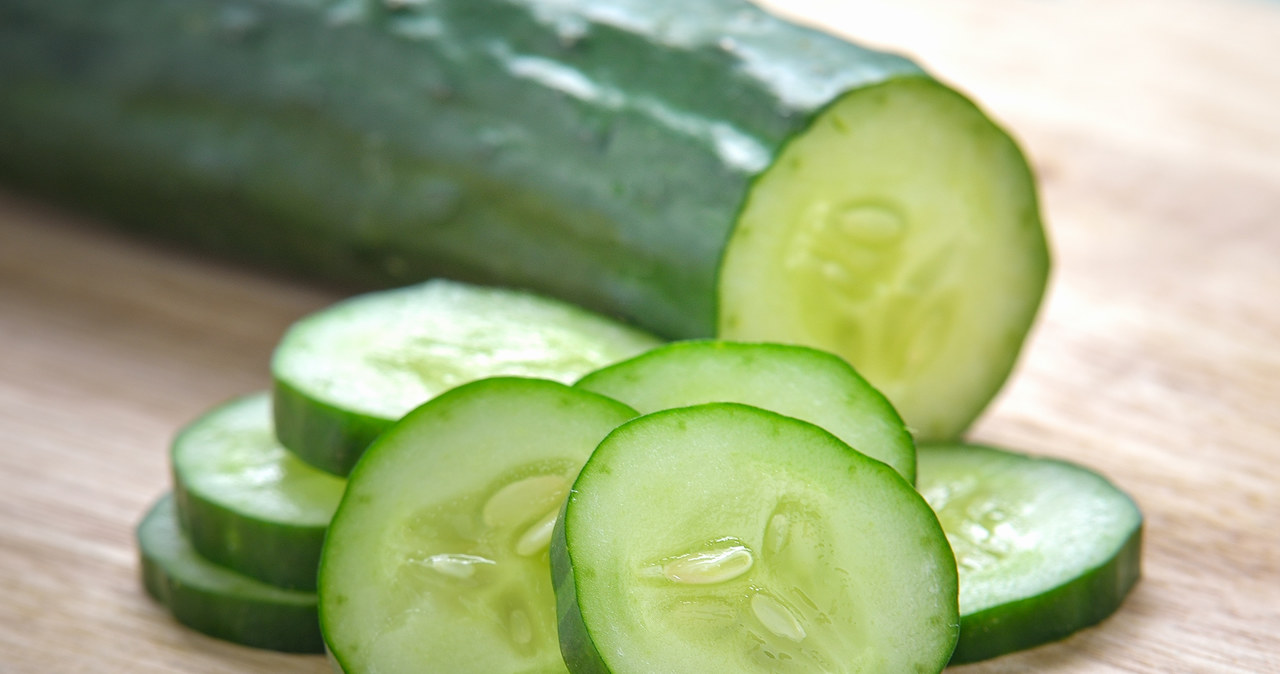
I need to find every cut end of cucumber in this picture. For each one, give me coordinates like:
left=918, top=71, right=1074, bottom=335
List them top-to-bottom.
left=718, top=77, right=1049, bottom=441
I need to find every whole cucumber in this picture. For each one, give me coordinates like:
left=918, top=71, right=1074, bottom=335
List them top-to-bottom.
left=0, top=0, right=1048, bottom=440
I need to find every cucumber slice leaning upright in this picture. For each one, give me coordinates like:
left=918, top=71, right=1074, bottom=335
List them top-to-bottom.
left=718, top=78, right=1049, bottom=442
left=272, top=279, right=660, bottom=476
left=575, top=340, right=916, bottom=483
left=319, top=377, right=638, bottom=674
left=171, top=392, right=346, bottom=591
left=552, top=403, right=958, bottom=673
left=916, top=443, right=1143, bottom=663
left=137, top=493, right=323, bottom=654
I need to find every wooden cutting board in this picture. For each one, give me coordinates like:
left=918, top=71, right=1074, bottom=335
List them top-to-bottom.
left=1, top=0, right=1277, bottom=671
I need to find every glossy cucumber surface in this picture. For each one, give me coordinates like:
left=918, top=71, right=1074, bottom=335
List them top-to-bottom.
left=0, top=0, right=1047, bottom=440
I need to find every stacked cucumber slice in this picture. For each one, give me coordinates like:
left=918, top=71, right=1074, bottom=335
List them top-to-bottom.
left=136, top=280, right=661, bottom=652
left=272, top=280, right=662, bottom=476
left=138, top=282, right=1142, bottom=668
left=575, top=340, right=917, bottom=483
left=171, top=392, right=344, bottom=591
left=139, top=396, right=333, bottom=653
left=139, top=495, right=326, bottom=653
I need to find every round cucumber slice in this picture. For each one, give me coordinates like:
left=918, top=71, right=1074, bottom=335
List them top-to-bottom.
left=718, top=78, right=1049, bottom=442
left=272, top=279, right=662, bottom=476
left=575, top=339, right=916, bottom=483
left=318, top=377, right=637, bottom=674
left=172, top=392, right=345, bottom=591
left=553, top=403, right=958, bottom=673
left=916, top=443, right=1143, bottom=663
left=137, top=493, right=323, bottom=654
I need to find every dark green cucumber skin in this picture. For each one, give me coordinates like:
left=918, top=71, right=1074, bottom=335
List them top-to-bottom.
left=0, top=0, right=921, bottom=338
left=272, top=377, right=387, bottom=477
left=172, top=476, right=328, bottom=592
left=138, top=495, right=324, bottom=654
left=549, top=497, right=611, bottom=674
left=951, top=523, right=1143, bottom=665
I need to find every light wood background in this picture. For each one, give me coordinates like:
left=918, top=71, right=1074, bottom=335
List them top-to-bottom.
left=2, top=0, right=1277, bottom=671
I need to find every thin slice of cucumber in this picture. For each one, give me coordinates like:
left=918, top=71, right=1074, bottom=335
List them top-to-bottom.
left=718, top=78, right=1050, bottom=442
left=272, top=279, right=662, bottom=476
left=575, top=340, right=916, bottom=483
left=318, top=377, right=637, bottom=674
left=172, top=392, right=346, bottom=591
left=552, top=403, right=958, bottom=673
left=916, top=443, right=1143, bottom=663
left=137, top=493, right=323, bottom=654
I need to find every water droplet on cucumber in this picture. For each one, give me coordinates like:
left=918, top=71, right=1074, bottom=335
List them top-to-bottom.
left=657, top=543, right=754, bottom=585
left=418, top=553, right=496, bottom=579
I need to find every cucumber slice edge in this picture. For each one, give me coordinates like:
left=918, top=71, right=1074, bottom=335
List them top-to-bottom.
left=574, top=338, right=917, bottom=483
left=917, top=442, right=1143, bottom=664
left=137, top=494, right=324, bottom=654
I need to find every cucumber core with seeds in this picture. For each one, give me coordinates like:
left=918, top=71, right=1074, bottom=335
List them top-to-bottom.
left=719, top=79, right=1049, bottom=441
left=318, top=377, right=637, bottom=673
left=552, top=403, right=959, bottom=673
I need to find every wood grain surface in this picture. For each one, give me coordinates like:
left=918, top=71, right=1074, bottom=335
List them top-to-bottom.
left=2, top=0, right=1278, bottom=671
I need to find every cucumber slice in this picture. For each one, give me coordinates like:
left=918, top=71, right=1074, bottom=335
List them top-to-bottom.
left=718, top=78, right=1050, bottom=442
left=272, top=279, right=662, bottom=476
left=575, top=340, right=916, bottom=483
left=319, top=377, right=637, bottom=674
left=172, top=392, right=345, bottom=591
left=552, top=403, right=958, bottom=673
left=916, top=443, right=1143, bottom=663
left=137, top=493, right=323, bottom=654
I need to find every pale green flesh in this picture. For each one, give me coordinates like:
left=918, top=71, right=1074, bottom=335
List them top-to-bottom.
left=718, top=78, right=1048, bottom=441
left=274, top=279, right=662, bottom=421
left=575, top=340, right=916, bottom=483
left=320, top=378, right=636, bottom=673
left=174, top=393, right=345, bottom=525
left=562, top=404, right=957, bottom=673
left=916, top=444, right=1142, bottom=616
